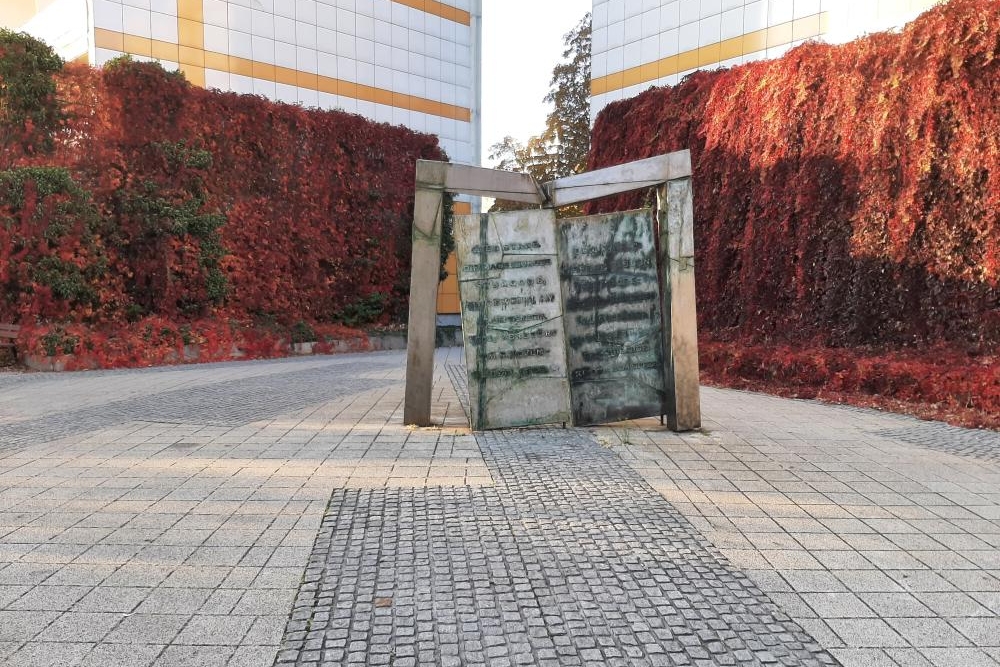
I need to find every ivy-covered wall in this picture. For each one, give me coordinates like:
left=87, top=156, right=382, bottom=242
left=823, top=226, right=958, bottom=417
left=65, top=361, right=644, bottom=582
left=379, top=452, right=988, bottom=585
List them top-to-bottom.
left=587, top=0, right=1000, bottom=427
left=589, top=0, right=999, bottom=348
left=0, top=34, right=449, bottom=364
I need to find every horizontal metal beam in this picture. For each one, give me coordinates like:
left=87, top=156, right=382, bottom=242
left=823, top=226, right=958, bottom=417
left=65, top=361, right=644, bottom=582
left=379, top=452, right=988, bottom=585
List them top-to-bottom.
left=543, top=150, right=692, bottom=208
left=417, top=151, right=691, bottom=209
left=416, top=160, right=546, bottom=205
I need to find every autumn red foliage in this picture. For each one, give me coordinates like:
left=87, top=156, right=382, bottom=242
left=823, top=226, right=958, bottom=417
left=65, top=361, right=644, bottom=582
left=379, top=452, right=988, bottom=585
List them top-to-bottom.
left=588, top=0, right=1000, bottom=428
left=0, top=52, right=447, bottom=367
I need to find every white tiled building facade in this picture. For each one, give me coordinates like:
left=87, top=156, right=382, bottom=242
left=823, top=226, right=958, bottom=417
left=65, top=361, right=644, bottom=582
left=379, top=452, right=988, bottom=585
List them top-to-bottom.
left=2, top=0, right=482, bottom=167
left=590, top=0, right=945, bottom=122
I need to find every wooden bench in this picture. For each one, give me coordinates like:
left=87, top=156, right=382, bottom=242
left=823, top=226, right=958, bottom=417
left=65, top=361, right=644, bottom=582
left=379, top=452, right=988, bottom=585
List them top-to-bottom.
left=0, top=323, right=19, bottom=351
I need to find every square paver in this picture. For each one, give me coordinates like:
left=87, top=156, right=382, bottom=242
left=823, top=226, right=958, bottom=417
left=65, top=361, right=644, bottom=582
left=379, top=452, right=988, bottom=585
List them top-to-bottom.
left=835, top=570, right=905, bottom=593
left=6, top=585, right=91, bottom=611
left=135, top=588, right=212, bottom=615
left=802, top=592, right=876, bottom=618
left=860, top=592, right=935, bottom=618
left=918, top=592, right=993, bottom=617
left=0, top=610, right=57, bottom=642
left=35, top=611, right=123, bottom=642
left=103, top=613, right=190, bottom=644
left=173, top=615, right=254, bottom=645
left=885, top=617, right=972, bottom=648
left=950, top=617, right=1000, bottom=646
left=3, top=641, right=93, bottom=667
left=79, top=643, right=164, bottom=667
left=155, top=645, right=234, bottom=666
left=919, top=648, right=1000, bottom=667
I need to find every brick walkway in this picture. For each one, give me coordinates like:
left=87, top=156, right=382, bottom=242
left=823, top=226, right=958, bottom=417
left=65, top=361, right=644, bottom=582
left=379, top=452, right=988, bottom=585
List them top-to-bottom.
left=0, top=350, right=998, bottom=667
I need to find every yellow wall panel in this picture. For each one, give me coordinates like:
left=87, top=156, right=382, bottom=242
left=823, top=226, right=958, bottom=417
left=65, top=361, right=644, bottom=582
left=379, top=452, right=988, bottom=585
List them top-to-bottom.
left=177, top=0, right=203, bottom=22
left=178, top=18, right=204, bottom=49
left=766, top=21, right=794, bottom=48
left=94, top=27, right=124, bottom=51
left=742, top=30, right=768, bottom=53
left=123, top=34, right=152, bottom=57
left=719, top=35, right=743, bottom=62
left=150, top=40, right=179, bottom=62
left=698, top=43, right=722, bottom=68
left=178, top=45, right=205, bottom=67
left=676, top=49, right=699, bottom=73
left=204, top=50, right=227, bottom=70
left=657, top=55, right=678, bottom=78
left=254, top=61, right=277, bottom=81
left=179, top=62, right=205, bottom=86
left=274, top=65, right=298, bottom=86
left=621, top=65, right=644, bottom=88
left=297, top=71, right=318, bottom=88
left=318, top=74, right=338, bottom=94
left=604, top=75, right=622, bottom=95
left=339, top=80, right=358, bottom=99
left=374, top=87, right=394, bottom=106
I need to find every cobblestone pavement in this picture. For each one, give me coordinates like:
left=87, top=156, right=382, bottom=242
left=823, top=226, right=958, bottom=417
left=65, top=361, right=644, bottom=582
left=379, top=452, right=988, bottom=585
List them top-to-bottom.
left=1, top=350, right=998, bottom=667
left=277, top=427, right=836, bottom=666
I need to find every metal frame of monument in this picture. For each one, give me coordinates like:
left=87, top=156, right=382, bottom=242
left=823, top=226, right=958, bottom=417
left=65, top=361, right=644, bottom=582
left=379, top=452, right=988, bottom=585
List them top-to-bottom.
left=403, top=149, right=701, bottom=432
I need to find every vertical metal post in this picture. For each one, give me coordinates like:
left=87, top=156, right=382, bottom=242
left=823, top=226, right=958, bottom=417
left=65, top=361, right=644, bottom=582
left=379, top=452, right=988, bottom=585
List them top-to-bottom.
left=403, top=161, right=447, bottom=426
left=656, top=177, right=701, bottom=431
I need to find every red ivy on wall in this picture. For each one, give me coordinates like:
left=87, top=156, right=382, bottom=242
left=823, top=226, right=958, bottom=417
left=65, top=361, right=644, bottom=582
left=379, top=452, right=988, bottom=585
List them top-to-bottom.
left=588, top=0, right=1000, bottom=426
left=589, top=0, right=1000, bottom=347
left=1, top=57, right=447, bottom=332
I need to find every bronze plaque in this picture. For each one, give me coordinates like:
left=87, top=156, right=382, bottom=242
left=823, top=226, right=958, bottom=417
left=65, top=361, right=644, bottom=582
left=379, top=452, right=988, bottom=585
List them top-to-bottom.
left=558, top=209, right=666, bottom=425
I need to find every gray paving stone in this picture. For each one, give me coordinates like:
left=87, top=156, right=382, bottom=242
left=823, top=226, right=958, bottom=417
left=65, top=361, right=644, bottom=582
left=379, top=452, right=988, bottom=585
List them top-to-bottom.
left=2, top=350, right=999, bottom=667
left=0, top=358, right=401, bottom=453
left=876, top=423, right=1000, bottom=464
left=276, top=426, right=838, bottom=666
left=6, top=584, right=91, bottom=610
left=918, top=591, right=994, bottom=617
left=802, top=593, right=876, bottom=619
left=0, top=610, right=57, bottom=642
left=35, top=610, right=123, bottom=643
left=103, top=613, right=191, bottom=644
left=173, top=614, right=255, bottom=645
left=885, top=617, right=972, bottom=648
left=950, top=617, right=1000, bottom=646
left=826, top=619, right=908, bottom=648
left=4, top=641, right=93, bottom=667
left=79, top=643, right=164, bottom=667
left=157, top=644, right=235, bottom=667
left=228, top=645, right=280, bottom=667
left=828, top=648, right=898, bottom=667
left=919, top=648, right=1000, bottom=667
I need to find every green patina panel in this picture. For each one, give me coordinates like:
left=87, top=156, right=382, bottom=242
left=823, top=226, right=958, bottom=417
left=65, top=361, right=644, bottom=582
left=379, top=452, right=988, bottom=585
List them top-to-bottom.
left=558, top=209, right=666, bottom=426
left=455, top=210, right=571, bottom=430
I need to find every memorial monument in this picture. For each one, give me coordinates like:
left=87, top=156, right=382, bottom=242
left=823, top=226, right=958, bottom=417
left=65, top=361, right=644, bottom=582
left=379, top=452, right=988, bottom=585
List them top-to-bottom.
left=403, top=151, right=700, bottom=432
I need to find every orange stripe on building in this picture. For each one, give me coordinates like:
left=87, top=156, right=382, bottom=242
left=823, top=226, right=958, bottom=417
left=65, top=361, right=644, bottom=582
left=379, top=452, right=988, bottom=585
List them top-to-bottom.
left=176, top=0, right=205, bottom=86
left=393, top=0, right=471, bottom=26
left=592, top=12, right=830, bottom=96
left=93, top=29, right=472, bottom=122
left=435, top=200, right=472, bottom=315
